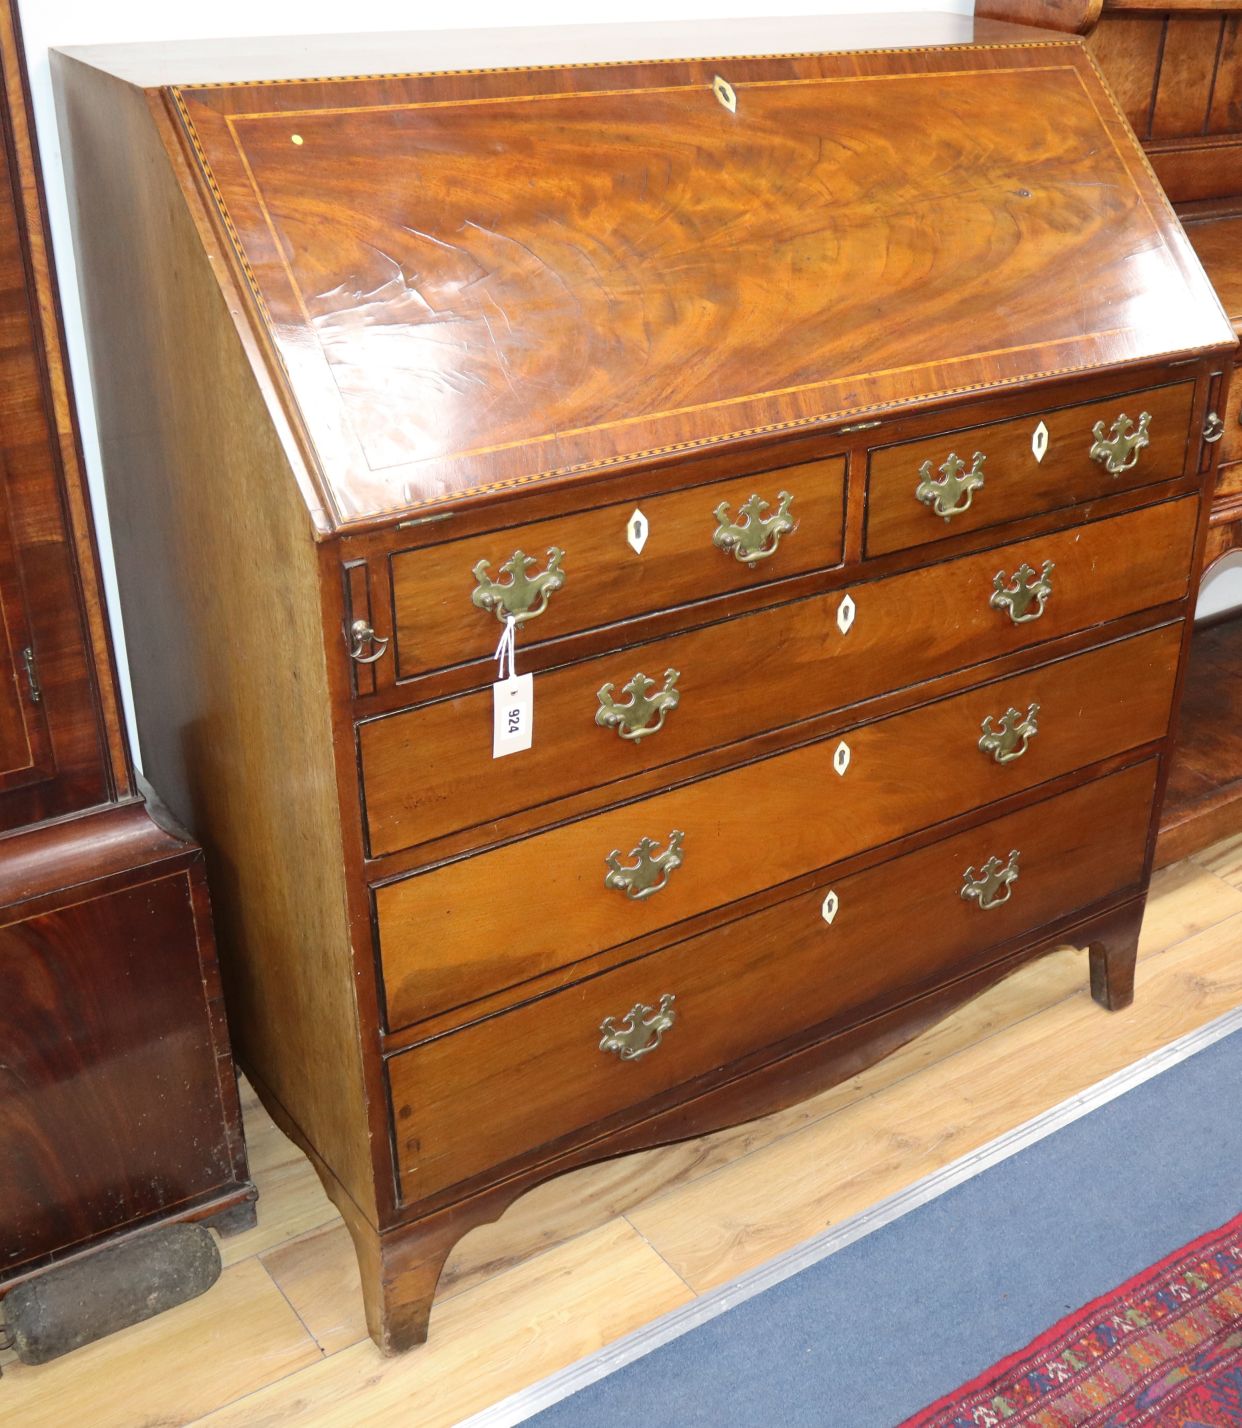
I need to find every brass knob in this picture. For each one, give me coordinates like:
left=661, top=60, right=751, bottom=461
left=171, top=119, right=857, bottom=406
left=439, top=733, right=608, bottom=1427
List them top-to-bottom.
left=1089, top=412, right=1151, bottom=474
left=915, top=451, right=986, bottom=521
left=712, top=492, right=796, bottom=564
left=471, top=547, right=565, bottom=625
left=990, top=560, right=1054, bottom=625
left=348, top=619, right=389, bottom=665
left=596, top=669, right=681, bottom=742
left=978, top=703, right=1039, bottom=764
left=604, top=831, right=684, bottom=900
left=961, top=850, right=1020, bottom=911
left=599, top=995, right=677, bottom=1061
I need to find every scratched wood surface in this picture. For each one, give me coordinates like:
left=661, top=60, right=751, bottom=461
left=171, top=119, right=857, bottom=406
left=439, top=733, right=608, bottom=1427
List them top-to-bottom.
left=165, top=38, right=1232, bottom=522
left=3, top=841, right=1240, bottom=1427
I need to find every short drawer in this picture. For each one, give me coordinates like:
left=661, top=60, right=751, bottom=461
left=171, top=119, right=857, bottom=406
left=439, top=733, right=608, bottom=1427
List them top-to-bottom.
left=866, top=382, right=1195, bottom=557
left=388, top=457, right=846, bottom=681
left=1216, top=460, right=1242, bottom=504
left=361, top=497, right=1197, bottom=856
left=374, top=623, right=1181, bottom=1029
left=388, top=760, right=1158, bottom=1203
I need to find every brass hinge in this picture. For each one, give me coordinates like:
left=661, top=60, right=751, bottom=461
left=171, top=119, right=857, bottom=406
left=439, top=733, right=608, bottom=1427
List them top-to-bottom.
left=21, top=646, right=41, bottom=703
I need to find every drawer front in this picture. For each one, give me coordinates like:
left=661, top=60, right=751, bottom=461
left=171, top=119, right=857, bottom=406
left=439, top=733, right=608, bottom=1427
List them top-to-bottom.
left=866, top=382, right=1194, bottom=557
left=389, top=458, right=846, bottom=680
left=361, top=497, right=1197, bottom=856
left=374, top=624, right=1181, bottom=1029
left=389, top=760, right=1158, bottom=1203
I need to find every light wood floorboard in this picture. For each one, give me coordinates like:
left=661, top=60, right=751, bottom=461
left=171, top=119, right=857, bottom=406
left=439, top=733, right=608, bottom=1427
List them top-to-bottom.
left=3, top=849, right=1240, bottom=1425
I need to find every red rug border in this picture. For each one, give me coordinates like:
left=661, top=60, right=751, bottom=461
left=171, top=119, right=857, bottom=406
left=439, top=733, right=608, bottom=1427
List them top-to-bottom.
left=901, top=1206, right=1242, bottom=1426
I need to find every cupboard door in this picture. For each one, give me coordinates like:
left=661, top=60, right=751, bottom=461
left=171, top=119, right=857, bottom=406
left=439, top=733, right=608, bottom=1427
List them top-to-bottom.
left=0, top=457, right=50, bottom=791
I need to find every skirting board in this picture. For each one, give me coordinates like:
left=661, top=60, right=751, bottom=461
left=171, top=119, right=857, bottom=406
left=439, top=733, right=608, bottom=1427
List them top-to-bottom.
left=462, top=1004, right=1242, bottom=1428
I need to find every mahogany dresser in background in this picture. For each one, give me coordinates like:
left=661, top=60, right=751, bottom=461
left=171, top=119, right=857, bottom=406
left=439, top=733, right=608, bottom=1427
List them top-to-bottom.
left=0, top=0, right=253, bottom=1306
left=981, top=1, right=1242, bottom=858
left=53, top=14, right=1235, bottom=1352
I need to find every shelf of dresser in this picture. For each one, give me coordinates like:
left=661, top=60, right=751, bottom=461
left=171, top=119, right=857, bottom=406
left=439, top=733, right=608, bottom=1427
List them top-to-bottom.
left=1151, top=215, right=1242, bottom=865
left=1157, top=613, right=1242, bottom=864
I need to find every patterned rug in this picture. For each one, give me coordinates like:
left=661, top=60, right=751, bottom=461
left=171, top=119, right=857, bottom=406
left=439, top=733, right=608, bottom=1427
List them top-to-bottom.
left=903, top=1210, right=1242, bottom=1426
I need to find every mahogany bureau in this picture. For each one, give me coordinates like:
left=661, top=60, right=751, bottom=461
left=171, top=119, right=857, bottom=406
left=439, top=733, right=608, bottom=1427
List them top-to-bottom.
left=52, top=14, right=1236, bottom=1351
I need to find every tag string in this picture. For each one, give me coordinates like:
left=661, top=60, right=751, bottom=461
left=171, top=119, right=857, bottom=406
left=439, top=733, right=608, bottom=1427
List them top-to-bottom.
left=495, top=614, right=518, bottom=683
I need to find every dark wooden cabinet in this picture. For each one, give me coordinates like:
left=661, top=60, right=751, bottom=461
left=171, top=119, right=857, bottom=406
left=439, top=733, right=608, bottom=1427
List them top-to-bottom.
left=0, top=0, right=253, bottom=1296
left=52, top=14, right=1235, bottom=1354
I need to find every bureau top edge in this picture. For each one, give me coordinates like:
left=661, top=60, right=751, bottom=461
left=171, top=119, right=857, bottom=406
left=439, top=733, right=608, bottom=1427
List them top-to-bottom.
left=54, top=26, right=1237, bottom=538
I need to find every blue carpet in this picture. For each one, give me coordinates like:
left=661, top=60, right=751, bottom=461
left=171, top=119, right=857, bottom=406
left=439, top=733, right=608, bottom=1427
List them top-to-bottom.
left=527, top=1023, right=1242, bottom=1428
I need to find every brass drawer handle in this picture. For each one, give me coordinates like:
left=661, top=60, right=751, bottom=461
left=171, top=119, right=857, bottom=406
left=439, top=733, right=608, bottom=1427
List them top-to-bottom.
left=1089, top=411, right=1150, bottom=474
left=1204, top=411, right=1225, bottom=444
left=915, top=451, right=986, bottom=522
left=713, top=492, right=796, bottom=564
left=471, top=547, right=565, bottom=625
left=990, top=560, right=1054, bottom=625
left=348, top=619, right=389, bottom=665
left=596, top=668, right=681, bottom=742
left=979, top=702, right=1039, bottom=764
left=604, top=830, right=684, bottom=900
left=961, top=850, right=1020, bottom=911
left=600, top=994, right=676, bottom=1061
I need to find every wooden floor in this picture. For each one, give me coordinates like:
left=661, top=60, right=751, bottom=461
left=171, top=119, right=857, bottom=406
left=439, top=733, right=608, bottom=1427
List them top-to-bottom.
left=6, top=837, right=1242, bottom=1426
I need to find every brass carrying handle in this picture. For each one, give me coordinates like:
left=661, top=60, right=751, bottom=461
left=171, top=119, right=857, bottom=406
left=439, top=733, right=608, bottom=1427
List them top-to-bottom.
left=1089, top=411, right=1151, bottom=474
left=915, top=451, right=986, bottom=522
left=712, top=492, right=796, bottom=564
left=471, top=546, right=565, bottom=625
left=989, top=560, right=1054, bottom=625
left=348, top=619, right=389, bottom=665
left=596, top=669, right=681, bottom=742
left=979, top=703, right=1039, bottom=765
left=604, top=831, right=684, bottom=900
left=961, top=850, right=1020, bottom=911
left=600, top=995, right=677, bottom=1061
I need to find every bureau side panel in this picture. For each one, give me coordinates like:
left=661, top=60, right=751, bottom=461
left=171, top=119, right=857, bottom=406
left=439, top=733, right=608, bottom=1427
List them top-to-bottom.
left=51, top=56, right=378, bottom=1221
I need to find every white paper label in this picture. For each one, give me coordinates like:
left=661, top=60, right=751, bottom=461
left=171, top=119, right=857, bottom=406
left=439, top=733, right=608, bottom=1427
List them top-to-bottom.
left=493, top=673, right=533, bottom=758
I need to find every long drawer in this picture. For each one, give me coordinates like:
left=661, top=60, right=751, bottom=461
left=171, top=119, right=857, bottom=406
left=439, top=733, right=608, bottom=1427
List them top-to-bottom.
left=866, top=381, right=1194, bottom=556
left=388, top=456, right=846, bottom=681
left=360, top=497, right=1197, bottom=856
left=374, top=623, right=1181, bottom=1029
left=388, top=760, right=1158, bottom=1203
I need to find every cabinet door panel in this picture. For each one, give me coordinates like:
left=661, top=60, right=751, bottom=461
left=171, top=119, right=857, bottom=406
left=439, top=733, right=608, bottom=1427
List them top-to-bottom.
left=0, top=93, right=111, bottom=828
left=0, top=463, right=50, bottom=789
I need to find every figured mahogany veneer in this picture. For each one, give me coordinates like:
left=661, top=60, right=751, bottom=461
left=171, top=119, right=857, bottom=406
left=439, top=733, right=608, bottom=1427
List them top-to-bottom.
left=0, top=0, right=253, bottom=1302
left=53, top=15, right=1234, bottom=1353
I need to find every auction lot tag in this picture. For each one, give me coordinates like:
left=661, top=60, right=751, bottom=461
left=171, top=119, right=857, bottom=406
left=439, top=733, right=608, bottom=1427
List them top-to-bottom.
left=493, top=673, right=533, bottom=758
